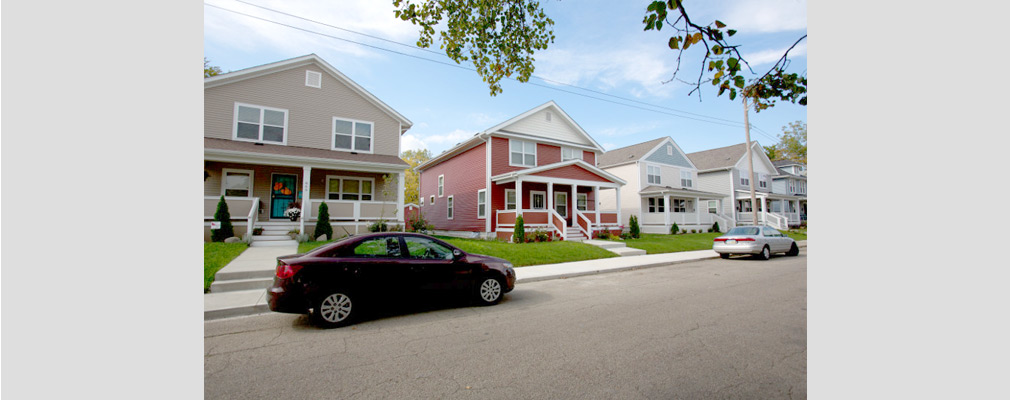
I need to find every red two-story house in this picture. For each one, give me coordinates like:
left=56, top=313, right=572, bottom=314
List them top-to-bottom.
left=415, top=101, right=626, bottom=241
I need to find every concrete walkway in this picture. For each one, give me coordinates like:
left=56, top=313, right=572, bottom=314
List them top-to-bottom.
left=205, top=240, right=807, bottom=321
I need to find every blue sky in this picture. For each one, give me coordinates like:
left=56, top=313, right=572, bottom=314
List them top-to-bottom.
left=204, top=0, right=807, bottom=156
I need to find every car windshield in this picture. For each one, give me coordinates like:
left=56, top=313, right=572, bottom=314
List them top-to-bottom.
left=727, top=227, right=759, bottom=236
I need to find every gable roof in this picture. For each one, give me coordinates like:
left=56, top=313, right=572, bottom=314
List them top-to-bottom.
left=204, top=54, right=413, bottom=132
left=484, top=101, right=605, bottom=152
left=597, top=137, right=667, bottom=168
left=688, top=142, right=779, bottom=174
left=489, top=159, right=626, bottom=185
left=772, top=160, right=805, bottom=167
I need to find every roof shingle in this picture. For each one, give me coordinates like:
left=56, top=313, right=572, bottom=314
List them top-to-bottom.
left=597, top=137, right=667, bottom=167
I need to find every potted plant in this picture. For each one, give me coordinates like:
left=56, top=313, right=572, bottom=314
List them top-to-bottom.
left=284, top=200, right=302, bottom=221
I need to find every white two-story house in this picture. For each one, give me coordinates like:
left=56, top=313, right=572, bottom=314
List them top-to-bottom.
left=204, top=54, right=412, bottom=244
left=598, top=137, right=730, bottom=233
left=687, top=142, right=800, bottom=230
left=772, top=160, right=807, bottom=224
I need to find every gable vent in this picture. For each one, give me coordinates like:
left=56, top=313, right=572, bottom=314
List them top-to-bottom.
left=305, top=71, right=322, bottom=88
left=545, top=112, right=552, bottom=122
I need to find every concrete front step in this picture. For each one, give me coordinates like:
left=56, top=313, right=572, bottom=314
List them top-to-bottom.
left=253, top=235, right=293, bottom=241
left=582, top=239, right=625, bottom=249
left=250, top=240, right=299, bottom=247
left=610, top=247, right=647, bottom=257
left=210, top=276, right=274, bottom=293
left=204, top=289, right=270, bottom=320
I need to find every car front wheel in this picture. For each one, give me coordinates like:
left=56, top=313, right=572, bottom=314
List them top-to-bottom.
left=786, top=243, right=799, bottom=256
left=757, top=246, right=771, bottom=260
left=720, top=253, right=730, bottom=259
left=475, top=277, right=504, bottom=305
left=311, top=290, right=355, bottom=328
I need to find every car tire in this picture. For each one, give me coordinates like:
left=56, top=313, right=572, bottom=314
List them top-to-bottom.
left=786, top=243, right=799, bottom=256
left=757, top=246, right=771, bottom=260
left=720, top=253, right=730, bottom=259
left=474, top=276, right=504, bottom=305
left=311, top=290, right=356, bottom=328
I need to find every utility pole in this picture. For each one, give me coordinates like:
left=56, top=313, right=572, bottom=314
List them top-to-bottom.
left=743, top=95, right=759, bottom=226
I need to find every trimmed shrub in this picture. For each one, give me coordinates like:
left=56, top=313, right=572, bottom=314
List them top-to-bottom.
left=212, top=196, right=234, bottom=242
left=314, top=203, right=333, bottom=241
left=408, top=212, right=434, bottom=233
left=513, top=215, right=525, bottom=243
left=629, top=215, right=641, bottom=239
left=368, top=219, right=389, bottom=232
left=712, top=221, right=720, bottom=233
left=670, top=222, right=679, bottom=235
left=533, top=229, right=549, bottom=242
left=596, top=230, right=612, bottom=240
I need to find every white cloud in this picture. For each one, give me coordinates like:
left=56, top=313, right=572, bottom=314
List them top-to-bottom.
left=205, top=0, right=419, bottom=59
left=719, top=0, right=807, bottom=34
left=743, top=42, right=807, bottom=67
left=535, top=45, right=679, bottom=98
left=420, top=129, right=476, bottom=145
left=400, top=134, right=428, bottom=152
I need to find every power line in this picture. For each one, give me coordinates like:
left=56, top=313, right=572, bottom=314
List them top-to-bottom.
left=205, top=1, right=779, bottom=137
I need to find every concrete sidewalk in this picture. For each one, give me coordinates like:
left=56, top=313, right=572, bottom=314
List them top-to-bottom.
left=204, top=241, right=806, bottom=321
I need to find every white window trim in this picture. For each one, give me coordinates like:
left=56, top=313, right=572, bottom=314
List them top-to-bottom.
left=305, top=70, right=322, bottom=88
left=232, top=102, right=288, bottom=145
left=331, top=116, right=375, bottom=154
left=509, top=138, right=537, bottom=168
left=667, top=145, right=673, bottom=155
left=561, top=147, right=583, bottom=162
left=647, top=164, right=661, bottom=185
left=221, top=168, right=255, bottom=197
left=680, top=170, right=693, bottom=188
left=325, top=175, right=376, bottom=201
left=438, top=175, right=444, bottom=197
left=789, top=180, right=796, bottom=193
left=477, top=189, right=487, bottom=219
left=505, top=189, right=516, bottom=210
left=530, top=191, right=546, bottom=210
left=554, top=192, right=568, bottom=218
left=576, top=193, right=588, bottom=211
left=430, top=195, right=435, bottom=206
left=446, top=195, right=454, bottom=220
left=420, top=197, right=425, bottom=207
left=647, top=197, right=665, bottom=213
left=708, top=200, right=718, bottom=214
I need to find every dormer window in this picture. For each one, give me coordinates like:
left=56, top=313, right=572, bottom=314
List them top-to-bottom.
left=234, top=103, right=287, bottom=144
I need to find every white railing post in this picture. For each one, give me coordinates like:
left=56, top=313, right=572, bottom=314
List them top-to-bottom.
left=247, top=197, right=259, bottom=237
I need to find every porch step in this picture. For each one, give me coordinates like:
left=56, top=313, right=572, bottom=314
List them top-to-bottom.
left=253, top=235, right=293, bottom=241
left=251, top=240, right=299, bottom=247
left=210, top=277, right=274, bottom=293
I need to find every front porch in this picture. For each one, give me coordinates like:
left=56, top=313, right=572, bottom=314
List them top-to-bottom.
left=638, top=186, right=731, bottom=233
left=733, top=192, right=805, bottom=229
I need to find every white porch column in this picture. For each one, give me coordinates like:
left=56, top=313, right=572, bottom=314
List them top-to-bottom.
left=300, top=166, right=311, bottom=236
left=397, top=171, right=405, bottom=232
left=516, top=178, right=523, bottom=217
left=547, top=182, right=554, bottom=213
left=570, top=184, right=576, bottom=223
left=593, top=185, right=600, bottom=234
left=616, top=186, right=622, bottom=228
left=664, top=194, right=671, bottom=227
left=695, top=197, right=701, bottom=226
left=760, top=197, right=767, bottom=225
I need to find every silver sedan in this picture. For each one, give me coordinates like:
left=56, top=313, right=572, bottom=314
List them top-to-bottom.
left=713, top=226, right=799, bottom=260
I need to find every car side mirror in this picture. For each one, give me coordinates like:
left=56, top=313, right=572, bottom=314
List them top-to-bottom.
left=452, top=249, right=464, bottom=261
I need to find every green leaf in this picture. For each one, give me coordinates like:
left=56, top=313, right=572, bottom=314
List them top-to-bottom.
left=667, top=0, right=679, bottom=10
left=715, top=20, right=726, bottom=28
left=727, top=29, right=737, bottom=36
left=682, top=35, right=691, bottom=50
left=668, top=37, right=680, bottom=49
left=712, top=45, right=722, bottom=55
left=727, top=58, right=738, bottom=69
left=708, top=61, right=716, bottom=71
left=734, top=75, right=745, bottom=89
left=712, top=77, right=720, bottom=85
left=729, top=89, right=737, bottom=101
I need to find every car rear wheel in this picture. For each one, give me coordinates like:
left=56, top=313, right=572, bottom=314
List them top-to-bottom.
left=786, top=243, right=799, bottom=256
left=757, top=246, right=771, bottom=260
left=720, top=253, right=730, bottom=259
left=474, top=277, right=504, bottom=305
left=311, top=290, right=355, bottom=328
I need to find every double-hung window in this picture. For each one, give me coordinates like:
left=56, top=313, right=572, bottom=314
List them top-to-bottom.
left=234, top=103, right=287, bottom=144
left=332, top=117, right=373, bottom=152
left=510, top=139, right=537, bottom=167
left=561, top=147, right=582, bottom=162
left=647, top=165, right=661, bottom=185
left=222, top=169, right=253, bottom=197
left=680, top=170, right=693, bottom=188
left=740, top=172, right=750, bottom=186
left=759, top=174, right=768, bottom=189
left=438, top=175, right=444, bottom=197
left=327, top=177, right=374, bottom=201
left=789, top=180, right=796, bottom=193
left=799, top=181, right=806, bottom=194
left=477, top=189, right=487, bottom=219
left=505, top=189, right=516, bottom=210
left=531, top=191, right=546, bottom=209
left=576, top=193, right=588, bottom=211
left=446, top=196, right=454, bottom=219
left=650, top=196, right=666, bottom=212
left=672, top=199, right=687, bottom=213
left=708, top=200, right=718, bottom=214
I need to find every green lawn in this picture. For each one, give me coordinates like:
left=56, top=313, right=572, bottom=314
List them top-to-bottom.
left=613, top=230, right=808, bottom=254
left=436, top=236, right=619, bottom=267
left=204, top=242, right=249, bottom=292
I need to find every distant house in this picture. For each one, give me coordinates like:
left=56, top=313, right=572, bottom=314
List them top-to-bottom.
left=204, top=54, right=412, bottom=244
left=415, top=101, right=626, bottom=241
left=597, top=137, right=730, bottom=233
left=686, top=142, right=802, bottom=229
left=771, top=160, right=807, bottom=222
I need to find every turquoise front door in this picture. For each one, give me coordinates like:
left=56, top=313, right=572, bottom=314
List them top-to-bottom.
left=270, top=174, right=298, bottom=219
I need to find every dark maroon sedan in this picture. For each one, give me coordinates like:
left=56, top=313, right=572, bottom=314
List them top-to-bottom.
left=267, top=232, right=516, bottom=327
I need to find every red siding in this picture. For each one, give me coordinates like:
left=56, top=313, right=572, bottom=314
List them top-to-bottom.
left=490, top=137, right=564, bottom=176
left=419, top=142, right=487, bottom=231
left=538, top=143, right=560, bottom=165
left=583, top=151, right=596, bottom=165
left=531, top=164, right=612, bottom=183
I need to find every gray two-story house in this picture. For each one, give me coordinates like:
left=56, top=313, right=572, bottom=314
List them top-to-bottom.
left=204, top=54, right=412, bottom=244
left=687, top=142, right=800, bottom=229
left=772, top=160, right=807, bottom=223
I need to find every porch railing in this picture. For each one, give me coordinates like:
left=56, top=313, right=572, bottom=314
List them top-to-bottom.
left=246, top=197, right=259, bottom=236
left=305, top=199, right=400, bottom=221
left=496, top=209, right=619, bottom=240
left=549, top=209, right=566, bottom=241
left=574, top=210, right=592, bottom=240
left=763, top=212, right=788, bottom=230
left=710, top=213, right=732, bottom=232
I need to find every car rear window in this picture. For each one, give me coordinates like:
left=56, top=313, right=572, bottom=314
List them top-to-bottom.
left=727, top=227, right=759, bottom=235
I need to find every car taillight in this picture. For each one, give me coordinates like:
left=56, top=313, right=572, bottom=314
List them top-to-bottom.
left=714, top=238, right=727, bottom=242
left=735, top=238, right=755, bottom=241
left=276, top=264, right=303, bottom=279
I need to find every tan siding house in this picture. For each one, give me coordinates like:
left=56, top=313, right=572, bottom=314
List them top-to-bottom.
left=204, top=54, right=412, bottom=244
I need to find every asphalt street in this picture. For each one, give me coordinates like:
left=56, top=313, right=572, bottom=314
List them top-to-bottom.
left=205, top=250, right=806, bottom=399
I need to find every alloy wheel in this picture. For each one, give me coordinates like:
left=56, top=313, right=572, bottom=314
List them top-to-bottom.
left=479, top=279, right=502, bottom=303
left=319, top=293, right=352, bottom=323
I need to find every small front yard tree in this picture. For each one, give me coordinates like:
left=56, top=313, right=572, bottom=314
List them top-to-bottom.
left=212, top=196, right=234, bottom=242
left=314, top=202, right=333, bottom=240
left=513, top=215, right=525, bottom=243
left=629, top=215, right=641, bottom=239
left=670, top=222, right=679, bottom=235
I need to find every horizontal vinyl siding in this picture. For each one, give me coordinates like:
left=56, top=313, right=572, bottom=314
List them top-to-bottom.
left=205, top=64, right=400, bottom=156
left=505, top=109, right=595, bottom=147
left=420, top=142, right=486, bottom=231
left=583, top=151, right=596, bottom=166
left=532, top=164, right=612, bottom=182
